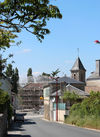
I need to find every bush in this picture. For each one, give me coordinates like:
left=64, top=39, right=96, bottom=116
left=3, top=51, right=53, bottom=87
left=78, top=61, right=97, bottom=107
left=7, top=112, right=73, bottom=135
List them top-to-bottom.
left=0, top=88, right=13, bottom=123
left=65, top=91, right=100, bottom=129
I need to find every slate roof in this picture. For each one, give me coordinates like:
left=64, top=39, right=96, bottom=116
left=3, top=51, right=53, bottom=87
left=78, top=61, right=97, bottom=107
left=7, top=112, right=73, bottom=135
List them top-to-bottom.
left=71, top=57, right=86, bottom=71
left=49, top=76, right=85, bottom=85
left=22, top=83, right=47, bottom=90
left=51, top=84, right=89, bottom=97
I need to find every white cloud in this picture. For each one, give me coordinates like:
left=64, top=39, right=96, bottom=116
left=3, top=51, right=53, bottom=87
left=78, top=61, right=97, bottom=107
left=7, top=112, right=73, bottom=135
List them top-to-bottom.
left=16, top=48, right=32, bottom=54
left=22, top=49, right=32, bottom=53
left=33, top=72, right=41, bottom=76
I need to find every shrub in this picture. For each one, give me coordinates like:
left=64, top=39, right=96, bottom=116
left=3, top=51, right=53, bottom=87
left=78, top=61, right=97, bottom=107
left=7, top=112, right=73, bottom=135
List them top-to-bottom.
left=65, top=91, right=100, bottom=129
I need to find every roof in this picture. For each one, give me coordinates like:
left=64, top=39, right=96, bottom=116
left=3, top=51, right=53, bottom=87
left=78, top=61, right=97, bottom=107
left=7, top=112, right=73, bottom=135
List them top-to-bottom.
left=71, top=57, right=86, bottom=71
left=87, top=72, right=100, bottom=80
left=49, top=76, right=85, bottom=85
left=22, top=83, right=47, bottom=90
left=51, top=84, right=89, bottom=97
left=66, top=84, right=89, bottom=96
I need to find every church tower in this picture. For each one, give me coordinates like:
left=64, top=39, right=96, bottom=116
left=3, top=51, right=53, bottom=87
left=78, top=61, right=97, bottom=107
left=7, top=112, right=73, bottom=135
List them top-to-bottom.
left=70, top=57, right=86, bottom=82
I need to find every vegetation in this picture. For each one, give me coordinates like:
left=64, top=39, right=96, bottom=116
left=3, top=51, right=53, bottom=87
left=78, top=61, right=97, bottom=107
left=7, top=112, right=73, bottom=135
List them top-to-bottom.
left=0, top=0, right=62, bottom=44
left=5, top=64, right=19, bottom=94
left=11, top=67, right=19, bottom=94
left=27, top=68, right=33, bottom=77
left=42, top=68, right=60, bottom=78
left=0, top=89, right=13, bottom=123
left=62, top=91, right=80, bottom=105
left=65, top=91, right=100, bottom=129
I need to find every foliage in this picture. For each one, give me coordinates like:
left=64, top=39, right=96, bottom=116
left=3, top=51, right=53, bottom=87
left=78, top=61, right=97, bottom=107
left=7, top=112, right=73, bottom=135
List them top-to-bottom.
left=0, top=0, right=62, bottom=43
left=0, top=29, right=17, bottom=50
left=0, top=54, right=13, bottom=77
left=5, top=64, right=13, bottom=78
left=5, top=65, right=19, bottom=94
left=11, top=68, right=19, bottom=94
left=27, top=68, right=32, bottom=77
left=42, top=68, right=60, bottom=78
left=0, top=88, right=13, bottom=122
left=0, top=88, right=10, bottom=112
left=0, top=89, right=9, bottom=105
left=62, top=91, right=80, bottom=104
left=65, top=91, right=100, bottom=129
left=7, top=103, right=13, bottom=123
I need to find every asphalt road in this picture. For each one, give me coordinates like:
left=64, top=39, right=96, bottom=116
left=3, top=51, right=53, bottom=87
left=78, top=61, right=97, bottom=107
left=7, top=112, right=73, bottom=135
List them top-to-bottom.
left=7, top=113, right=100, bottom=137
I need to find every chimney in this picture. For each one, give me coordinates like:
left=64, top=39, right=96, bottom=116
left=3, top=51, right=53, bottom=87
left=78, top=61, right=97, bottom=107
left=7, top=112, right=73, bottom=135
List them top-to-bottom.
left=96, top=60, right=100, bottom=76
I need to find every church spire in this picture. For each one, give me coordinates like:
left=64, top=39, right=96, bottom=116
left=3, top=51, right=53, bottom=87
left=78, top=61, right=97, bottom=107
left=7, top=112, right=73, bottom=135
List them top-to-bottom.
left=70, top=57, right=86, bottom=82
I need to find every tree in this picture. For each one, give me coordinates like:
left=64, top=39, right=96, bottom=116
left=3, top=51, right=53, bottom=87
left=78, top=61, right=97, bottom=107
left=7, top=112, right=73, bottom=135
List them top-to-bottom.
left=0, top=0, right=62, bottom=43
left=0, top=54, right=14, bottom=77
left=5, top=64, right=13, bottom=78
left=5, top=65, right=19, bottom=94
left=11, top=68, right=19, bottom=94
left=27, top=68, right=32, bottom=77
left=42, top=68, right=60, bottom=78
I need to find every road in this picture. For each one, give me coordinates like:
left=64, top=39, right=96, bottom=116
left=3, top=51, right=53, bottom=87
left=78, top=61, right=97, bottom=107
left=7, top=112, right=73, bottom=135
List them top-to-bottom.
left=7, top=112, right=100, bottom=137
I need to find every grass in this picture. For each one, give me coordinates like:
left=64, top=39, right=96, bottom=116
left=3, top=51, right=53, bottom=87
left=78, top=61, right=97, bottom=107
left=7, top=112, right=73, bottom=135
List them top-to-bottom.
left=65, top=115, right=100, bottom=130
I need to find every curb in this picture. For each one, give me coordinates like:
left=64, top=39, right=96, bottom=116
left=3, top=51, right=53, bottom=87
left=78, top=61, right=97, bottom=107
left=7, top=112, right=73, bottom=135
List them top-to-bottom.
left=42, top=118, right=100, bottom=132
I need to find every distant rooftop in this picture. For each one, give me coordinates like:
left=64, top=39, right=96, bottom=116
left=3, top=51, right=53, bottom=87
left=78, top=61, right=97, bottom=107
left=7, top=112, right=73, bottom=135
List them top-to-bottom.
left=87, top=60, right=100, bottom=80
left=49, top=76, right=85, bottom=85
left=22, top=83, right=48, bottom=90
left=51, top=84, right=89, bottom=97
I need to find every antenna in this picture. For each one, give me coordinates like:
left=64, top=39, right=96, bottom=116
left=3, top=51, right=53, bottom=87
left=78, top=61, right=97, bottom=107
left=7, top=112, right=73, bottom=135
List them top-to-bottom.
left=77, top=48, right=79, bottom=57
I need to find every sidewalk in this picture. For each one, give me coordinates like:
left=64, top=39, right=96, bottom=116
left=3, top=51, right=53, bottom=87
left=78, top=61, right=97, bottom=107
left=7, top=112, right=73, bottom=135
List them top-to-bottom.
left=7, top=121, right=22, bottom=137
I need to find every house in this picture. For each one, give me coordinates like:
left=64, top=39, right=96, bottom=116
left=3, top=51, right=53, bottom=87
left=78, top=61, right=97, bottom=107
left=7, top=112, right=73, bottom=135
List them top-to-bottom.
left=43, top=57, right=87, bottom=121
left=86, top=60, right=100, bottom=92
left=44, top=83, right=89, bottom=122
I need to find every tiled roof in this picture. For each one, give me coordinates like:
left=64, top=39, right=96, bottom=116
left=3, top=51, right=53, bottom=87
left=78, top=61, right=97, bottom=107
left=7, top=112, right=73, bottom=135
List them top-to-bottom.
left=71, top=57, right=86, bottom=71
left=49, top=76, right=85, bottom=85
left=22, top=83, right=47, bottom=90
left=51, top=84, right=89, bottom=97
left=66, top=84, right=89, bottom=96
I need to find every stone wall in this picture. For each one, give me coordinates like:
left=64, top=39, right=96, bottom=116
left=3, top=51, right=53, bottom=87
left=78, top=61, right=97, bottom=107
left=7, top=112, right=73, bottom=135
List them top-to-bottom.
left=85, top=86, right=100, bottom=93
left=0, top=111, right=7, bottom=137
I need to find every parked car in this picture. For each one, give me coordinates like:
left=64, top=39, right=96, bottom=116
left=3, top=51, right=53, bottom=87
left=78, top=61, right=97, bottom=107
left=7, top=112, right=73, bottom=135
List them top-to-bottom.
left=14, top=114, right=24, bottom=122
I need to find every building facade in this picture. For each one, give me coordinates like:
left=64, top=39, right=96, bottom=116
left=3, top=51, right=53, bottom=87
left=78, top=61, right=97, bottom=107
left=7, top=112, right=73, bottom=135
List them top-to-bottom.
left=86, top=60, right=100, bottom=93
left=19, top=83, right=47, bottom=109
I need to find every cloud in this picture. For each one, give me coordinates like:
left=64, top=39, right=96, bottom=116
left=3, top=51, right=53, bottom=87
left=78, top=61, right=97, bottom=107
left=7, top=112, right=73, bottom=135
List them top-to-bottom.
left=16, top=48, right=32, bottom=54
left=22, top=49, right=32, bottom=53
left=33, top=72, right=41, bottom=76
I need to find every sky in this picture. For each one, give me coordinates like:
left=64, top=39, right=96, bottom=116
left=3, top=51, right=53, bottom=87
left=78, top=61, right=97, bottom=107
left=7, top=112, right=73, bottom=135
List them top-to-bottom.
left=2, top=0, right=100, bottom=83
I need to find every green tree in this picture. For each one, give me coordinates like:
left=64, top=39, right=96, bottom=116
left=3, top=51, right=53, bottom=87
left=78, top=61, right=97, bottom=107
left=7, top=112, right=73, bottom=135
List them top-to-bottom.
left=0, top=0, right=62, bottom=43
left=5, top=64, right=13, bottom=78
left=5, top=66, right=19, bottom=94
left=11, top=68, right=19, bottom=94
left=27, top=68, right=32, bottom=77
left=42, top=68, right=60, bottom=78
left=62, top=91, right=79, bottom=105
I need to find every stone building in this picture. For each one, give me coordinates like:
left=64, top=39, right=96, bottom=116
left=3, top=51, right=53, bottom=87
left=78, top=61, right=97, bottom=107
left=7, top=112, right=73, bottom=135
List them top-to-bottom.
left=44, top=57, right=86, bottom=120
left=70, top=57, right=86, bottom=83
left=86, top=60, right=100, bottom=93
left=19, top=83, right=47, bottom=109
